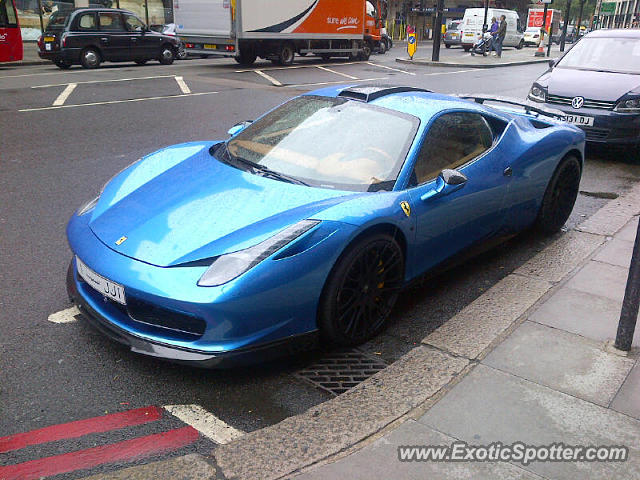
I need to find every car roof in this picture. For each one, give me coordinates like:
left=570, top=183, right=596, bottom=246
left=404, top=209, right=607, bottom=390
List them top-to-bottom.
left=70, top=7, right=137, bottom=15
left=585, top=28, right=640, bottom=39
left=306, top=85, right=507, bottom=124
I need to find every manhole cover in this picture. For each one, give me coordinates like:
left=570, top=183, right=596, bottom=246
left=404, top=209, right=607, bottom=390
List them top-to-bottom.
left=294, top=349, right=388, bottom=396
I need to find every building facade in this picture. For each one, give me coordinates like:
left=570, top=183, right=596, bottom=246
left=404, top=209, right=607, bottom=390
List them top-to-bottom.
left=595, top=0, right=639, bottom=28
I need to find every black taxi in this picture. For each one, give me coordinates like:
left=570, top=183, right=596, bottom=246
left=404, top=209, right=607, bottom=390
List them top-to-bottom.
left=38, top=8, right=180, bottom=69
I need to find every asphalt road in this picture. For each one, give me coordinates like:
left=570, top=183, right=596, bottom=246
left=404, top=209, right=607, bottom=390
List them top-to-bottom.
left=1, top=46, right=639, bottom=477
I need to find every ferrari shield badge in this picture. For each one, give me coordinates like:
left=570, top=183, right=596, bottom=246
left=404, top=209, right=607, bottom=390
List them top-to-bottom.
left=400, top=201, right=411, bottom=217
left=115, top=236, right=128, bottom=246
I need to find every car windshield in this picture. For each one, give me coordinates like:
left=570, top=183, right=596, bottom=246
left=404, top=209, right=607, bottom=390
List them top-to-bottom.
left=46, top=9, right=72, bottom=30
left=449, top=22, right=459, bottom=31
left=557, top=36, right=640, bottom=74
left=224, top=96, right=419, bottom=192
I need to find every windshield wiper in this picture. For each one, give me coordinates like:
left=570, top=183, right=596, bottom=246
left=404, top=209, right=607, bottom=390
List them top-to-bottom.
left=250, top=163, right=310, bottom=186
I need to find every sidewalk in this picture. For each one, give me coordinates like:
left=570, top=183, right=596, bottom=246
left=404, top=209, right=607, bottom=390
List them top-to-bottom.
left=1, top=42, right=48, bottom=67
left=396, top=42, right=563, bottom=68
left=294, top=194, right=640, bottom=479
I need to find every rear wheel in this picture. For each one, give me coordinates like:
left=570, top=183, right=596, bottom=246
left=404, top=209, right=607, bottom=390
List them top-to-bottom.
left=517, top=39, right=525, bottom=49
left=277, top=42, right=295, bottom=66
left=445, top=43, right=451, bottom=48
left=159, top=45, right=175, bottom=65
left=463, top=45, right=471, bottom=52
left=235, top=47, right=256, bottom=66
left=80, top=48, right=101, bottom=69
left=55, top=58, right=72, bottom=69
left=535, top=155, right=582, bottom=234
left=318, top=234, right=404, bottom=346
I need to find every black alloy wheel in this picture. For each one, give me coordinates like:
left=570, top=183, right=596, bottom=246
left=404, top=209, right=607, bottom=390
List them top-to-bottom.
left=159, top=45, right=175, bottom=65
left=535, top=155, right=582, bottom=234
left=319, top=234, right=404, bottom=346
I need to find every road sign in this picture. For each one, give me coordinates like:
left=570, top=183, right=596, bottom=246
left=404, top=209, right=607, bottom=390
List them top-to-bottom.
left=601, top=2, right=616, bottom=14
left=407, top=33, right=417, bottom=59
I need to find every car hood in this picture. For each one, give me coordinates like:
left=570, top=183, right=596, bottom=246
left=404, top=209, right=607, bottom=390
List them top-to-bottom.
left=539, top=68, right=640, bottom=100
left=88, top=142, right=359, bottom=267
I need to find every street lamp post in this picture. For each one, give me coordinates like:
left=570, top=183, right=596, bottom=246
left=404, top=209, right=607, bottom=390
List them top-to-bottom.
left=431, top=0, right=445, bottom=61
left=560, top=0, right=572, bottom=52
left=576, top=0, right=586, bottom=36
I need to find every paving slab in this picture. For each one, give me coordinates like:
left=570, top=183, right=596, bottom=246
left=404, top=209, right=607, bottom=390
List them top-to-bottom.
left=577, top=184, right=640, bottom=237
left=617, top=217, right=639, bottom=242
left=514, top=231, right=605, bottom=284
left=594, top=237, right=635, bottom=269
left=564, top=260, right=629, bottom=302
left=423, top=274, right=551, bottom=359
left=529, top=287, right=639, bottom=347
left=483, top=321, right=635, bottom=406
left=214, top=346, right=468, bottom=480
left=611, top=361, right=640, bottom=420
left=419, top=364, right=640, bottom=480
left=295, top=419, right=542, bottom=480
left=81, top=454, right=217, bottom=480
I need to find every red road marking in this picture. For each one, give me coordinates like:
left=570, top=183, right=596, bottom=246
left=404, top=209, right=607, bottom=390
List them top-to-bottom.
left=0, top=406, right=162, bottom=453
left=0, top=426, right=199, bottom=480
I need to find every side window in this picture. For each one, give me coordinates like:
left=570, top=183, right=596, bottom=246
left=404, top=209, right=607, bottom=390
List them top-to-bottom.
left=99, top=12, right=125, bottom=32
left=77, top=13, right=97, bottom=31
left=123, top=14, right=145, bottom=32
left=412, top=112, right=493, bottom=185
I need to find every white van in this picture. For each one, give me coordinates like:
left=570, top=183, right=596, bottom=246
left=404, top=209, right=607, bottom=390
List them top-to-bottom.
left=460, top=8, right=525, bottom=51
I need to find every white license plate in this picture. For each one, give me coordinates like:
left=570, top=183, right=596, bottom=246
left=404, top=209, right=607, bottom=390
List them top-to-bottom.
left=451, top=34, right=458, bottom=38
left=45, top=44, right=52, bottom=51
left=565, top=114, right=594, bottom=126
left=76, top=256, right=126, bottom=305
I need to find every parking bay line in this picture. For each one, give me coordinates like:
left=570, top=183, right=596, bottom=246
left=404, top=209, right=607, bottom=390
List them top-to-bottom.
left=234, top=61, right=364, bottom=73
left=366, top=61, right=416, bottom=75
left=315, top=65, right=358, bottom=79
left=254, top=69, right=283, bottom=87
left=424, top=69, right=476, bottom=76
left=31, top=74, right=177, bottom=89
left=174, top=75, right=191, bottom=94
left=285, top=76, right=387, bottom=88
left=52, top=83, right=77, bottom=106
left=19, top=91, right=219, bottom=112
left=48, top=306, right=80, bottom=323
left=163, top=404, right=244, bottom=445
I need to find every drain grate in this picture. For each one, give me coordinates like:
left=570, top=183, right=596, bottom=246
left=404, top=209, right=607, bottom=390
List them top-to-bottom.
left=294, top=349, right=388, bottom=396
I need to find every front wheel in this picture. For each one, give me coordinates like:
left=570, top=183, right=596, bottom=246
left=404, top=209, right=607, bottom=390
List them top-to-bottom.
left=517, top=39, right=525, bottom=49
left=358, top=42, right=372, bottom=61
left=445, top=43, right=451, bottom=49
left=159, top=45, right=175, bottom=65
left=80, top=48, right=101, bottom=69
left=534, top=155, right=582, bottom=234
left=318, top=234, right=404, bottom=346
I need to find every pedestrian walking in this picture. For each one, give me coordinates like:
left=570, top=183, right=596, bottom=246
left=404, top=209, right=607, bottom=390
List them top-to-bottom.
left=493, top=15, right=507, bottom=57
left=487, top=17, right=498, bottom=56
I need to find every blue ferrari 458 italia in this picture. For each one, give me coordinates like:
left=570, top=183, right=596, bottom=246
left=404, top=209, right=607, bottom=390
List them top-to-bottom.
left=66, top=85, right=585, bottom=367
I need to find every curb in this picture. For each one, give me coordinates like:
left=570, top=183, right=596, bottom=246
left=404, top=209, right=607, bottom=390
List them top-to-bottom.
left=395, top=56, right=551, bottom=68
left=1, top=60, right=49, bottom=67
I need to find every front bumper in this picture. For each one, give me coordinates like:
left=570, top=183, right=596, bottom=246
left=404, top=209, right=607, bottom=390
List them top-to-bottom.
left=538, top=102, right=640, bottom=145
left=67, top=261, right=317, bottom=368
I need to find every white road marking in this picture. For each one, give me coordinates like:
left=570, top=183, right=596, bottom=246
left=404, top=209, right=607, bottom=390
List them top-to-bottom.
left=234, top=61, right=364, bottom=73
left=366, top=62, right=416, bottom=75
left=315, top=65, right=358, bottom=79
left=254, top=69, right=283, bottom=87
left=424, top=69, right=476, bottom=76
left=32, top=74, right=176, bottom=88
left=174, top=76, right=191, bottom=94
left=285, top=76, right=387, bottom=88
left=52, top=83, right=77, bottom=106
left=19, top=91, right=219, bottom=112
left=48, top=306, right=80, bottom=324
left=163, top=405, right=244, bottom=445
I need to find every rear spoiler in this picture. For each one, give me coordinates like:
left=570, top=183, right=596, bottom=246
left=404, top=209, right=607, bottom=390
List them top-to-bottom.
left=456, top=94, right=567, bottom=120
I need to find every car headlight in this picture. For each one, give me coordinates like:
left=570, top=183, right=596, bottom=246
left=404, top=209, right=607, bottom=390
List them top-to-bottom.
left=528, top=85, right=547, bottom=103
left=614, top=98, right=640, bottom=113
left=197, top=220, right=320, bottom=287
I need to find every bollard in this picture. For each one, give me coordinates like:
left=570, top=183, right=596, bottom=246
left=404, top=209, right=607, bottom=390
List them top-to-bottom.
left=614, top=218, right=640, bottom=351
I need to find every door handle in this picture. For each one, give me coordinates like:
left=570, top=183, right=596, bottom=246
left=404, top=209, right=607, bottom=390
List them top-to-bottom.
left=100, top=37, right=109, bottom=43
left=503, top=167, right=513, bottom=177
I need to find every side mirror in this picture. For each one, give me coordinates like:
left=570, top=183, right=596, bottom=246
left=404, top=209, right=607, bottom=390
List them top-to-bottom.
left=548, top=58, right=557, bottom=68
left=227, top=120, right=253, bottom=136
left=420, top=169, right=468, bottom=202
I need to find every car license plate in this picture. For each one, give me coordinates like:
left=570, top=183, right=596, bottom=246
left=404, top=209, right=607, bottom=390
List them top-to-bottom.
left=451, top=33, right=458, bottom=38
left=44, top=36, right=54, bottom=41
left=45, top=44, right=52, bottom=51
left=204, top=44, right=216, bottom=49
left=564, top=114, right=594, bottom=127
left=76, top=256, right=126, bottom=305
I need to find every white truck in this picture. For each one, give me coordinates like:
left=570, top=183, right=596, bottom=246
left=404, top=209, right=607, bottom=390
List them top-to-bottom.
left=173, top=0, right=381, bottom=66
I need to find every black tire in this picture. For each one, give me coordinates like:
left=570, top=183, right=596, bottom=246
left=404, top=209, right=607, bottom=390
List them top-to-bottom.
left=517, top=39, right=525, bottom=49
left=379, top=41, right=386, bottom=54
left=278, top=42, right=295, bottom=66
left=358, top=42, right=372, bottom=61
left=445, top=43, right=451, bottom=49
left=159, top=45, right=175, bottom=65
left=463, top=45, right=471, bottom=52
left=235, top=47, right=256, bottom=66
left=80, top=48, right=101, bottom=69
left=321, top=54, right=331, bottom=61
left=55, top=58, right=72, bottom=69
left=135, top=59, right=148, bottom=65
left=535, top=155, right=582, bottom=234
left=318, top=233, right=404, bottom=346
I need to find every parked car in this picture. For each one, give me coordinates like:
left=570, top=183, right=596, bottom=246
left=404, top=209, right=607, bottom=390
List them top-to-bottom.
left=37, top=7, right=180, bottom=69
left=460, top=8, right=524, bottom=51
left=444, top=21, right=462, bottom=48
left=158, top=23, right=187, bottom=60
left=553, top=24, right=577, bottom=44
left=523, top=27, right=541, bottom=46
left=529, top=29, right=640, bottom=146
left=66, top=85, right=583, bottom=367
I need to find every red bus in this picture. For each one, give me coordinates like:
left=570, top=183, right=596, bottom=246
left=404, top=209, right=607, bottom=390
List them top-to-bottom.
left=0, top=0, right=23, bottom=62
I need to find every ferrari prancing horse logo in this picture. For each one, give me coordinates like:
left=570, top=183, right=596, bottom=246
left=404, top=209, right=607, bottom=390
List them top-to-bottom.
left=400, top=201, right=411, bottom=217
left=115, top=236, right=128, bottom=246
